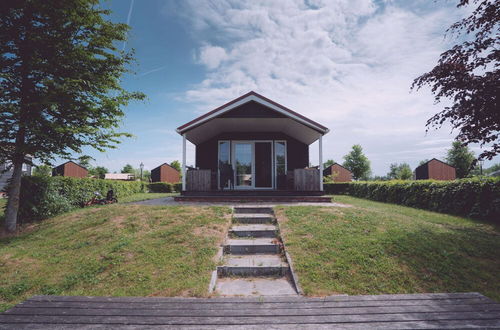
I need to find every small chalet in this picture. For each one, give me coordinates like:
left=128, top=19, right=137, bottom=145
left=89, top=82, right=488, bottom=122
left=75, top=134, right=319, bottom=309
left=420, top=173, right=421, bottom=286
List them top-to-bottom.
left=176, top=91, right=329, bottom=195
left=414, top=158, right=456, bottom=181
left=52, top=161, right=88, bottom=178
left=151, top=163, right=180, bottom=183
left=323, top=163, right=353, bottom=182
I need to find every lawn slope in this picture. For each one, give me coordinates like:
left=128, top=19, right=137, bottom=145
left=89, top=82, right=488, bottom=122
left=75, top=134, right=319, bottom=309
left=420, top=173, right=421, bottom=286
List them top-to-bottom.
left=277, top=196, right=500, bottom=300
left=0, top=204, right=230, bottom=312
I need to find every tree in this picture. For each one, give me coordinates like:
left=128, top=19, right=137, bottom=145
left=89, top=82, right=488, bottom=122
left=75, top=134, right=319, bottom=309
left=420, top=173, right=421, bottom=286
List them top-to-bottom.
left=412, top=0, right=499, bottom=161
left=0, top=1, right=145, bottom=232
left=446, top=141, right=476, bottom=178
left=342, top=145, right=371, bottom=180
left=77, top=155, right=94, bottom=170
left=323, top=159, right=335, bottom=169
left=418, top=159, right=430, bottom=166
left=170, top=160, right=181, bottom=172
left=387, top=163, right=413, bottom=180
left=32, top=164, right=52, bottom=177
left=121, top=164, right=134, bottom=174
left=90, top=166, right=108, bottom=179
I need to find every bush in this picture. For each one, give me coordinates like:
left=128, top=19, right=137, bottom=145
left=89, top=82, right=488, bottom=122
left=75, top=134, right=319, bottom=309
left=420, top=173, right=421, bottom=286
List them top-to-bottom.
left=18, top=176, right=146, bottom=222
left=342, top=178, right=500, bottom=222
left=147, top=182, right=174, bottom=193
left=173, top=183, right=182, bottom=192
left=324, top=183, right=350, bottom=194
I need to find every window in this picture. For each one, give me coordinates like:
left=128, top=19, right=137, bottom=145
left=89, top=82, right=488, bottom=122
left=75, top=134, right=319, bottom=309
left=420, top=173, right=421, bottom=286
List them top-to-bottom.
left=218, top=141, right=231, bottom=188
left=274, top=141, right=287, bottom=188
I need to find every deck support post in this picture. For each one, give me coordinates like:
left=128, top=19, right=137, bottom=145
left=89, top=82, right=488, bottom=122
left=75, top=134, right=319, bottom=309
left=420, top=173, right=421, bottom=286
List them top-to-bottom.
left=182, top=134, right=186, bottom=191
left=319, top=135, right=323, bottom=191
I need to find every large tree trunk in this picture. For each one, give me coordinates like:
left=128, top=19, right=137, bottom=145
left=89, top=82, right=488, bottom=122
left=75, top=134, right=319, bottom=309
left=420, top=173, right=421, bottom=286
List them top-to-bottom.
left=4, top=158, right=24, bottom=233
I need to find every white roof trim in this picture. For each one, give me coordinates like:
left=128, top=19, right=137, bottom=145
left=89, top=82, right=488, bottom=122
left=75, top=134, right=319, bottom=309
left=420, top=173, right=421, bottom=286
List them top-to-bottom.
left=176, top=94, right=329, bottom=135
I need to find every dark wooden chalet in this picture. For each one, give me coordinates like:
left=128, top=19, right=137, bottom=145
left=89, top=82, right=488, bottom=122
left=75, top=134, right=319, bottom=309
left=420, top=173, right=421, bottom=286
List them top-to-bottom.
left=176, top=91, right=329, bottom=197
left=414, top=158, right=456, bottom=181
left=52, top=161, right=88, bottom=178
left=151, top=163, right=180, bottom=183
left=323, top=163, right=353, bottom=182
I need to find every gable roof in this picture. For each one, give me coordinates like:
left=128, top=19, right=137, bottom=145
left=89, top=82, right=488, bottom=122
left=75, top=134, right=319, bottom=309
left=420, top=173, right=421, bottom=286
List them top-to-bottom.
left=176, top=91, right=329, bottom=135
left=415, top=158, right=455, bottom=170
left=54, top=161, right=87, bottom=171
left=152, top=163, right=180, bottom=172
left=324, top=163, right=352, bottom=173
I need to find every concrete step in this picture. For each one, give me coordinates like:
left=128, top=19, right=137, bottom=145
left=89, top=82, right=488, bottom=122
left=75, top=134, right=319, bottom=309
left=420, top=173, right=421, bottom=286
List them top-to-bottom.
left=234, top=207, right=274, bottom=214
left=233, top=213, right=274, bottom=224
left=230, top=224, right=277, bottom=238
left=224, top=238, right=281, bottom=255
left=218, top=255, right=288, bottom=276
left=215, top=277, right=298, bottom=296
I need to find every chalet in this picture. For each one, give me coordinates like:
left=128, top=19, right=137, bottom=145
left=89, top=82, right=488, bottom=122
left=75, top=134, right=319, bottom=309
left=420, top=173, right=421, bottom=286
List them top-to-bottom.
left=175, top=91, right=330, bottom=200
left=414, top=158, right=456, bottom=180
left=52, top=161, right=88, bottom=178
left=151, top=163, right=180, bottom=183
left=323, top=163, right=353, bottom=182
left=104, top=173, right=135, bottom=181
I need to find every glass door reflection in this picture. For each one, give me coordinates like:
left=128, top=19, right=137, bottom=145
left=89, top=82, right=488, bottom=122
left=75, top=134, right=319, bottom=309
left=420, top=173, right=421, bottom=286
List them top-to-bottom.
left=233, top=143, right=253, bottom=188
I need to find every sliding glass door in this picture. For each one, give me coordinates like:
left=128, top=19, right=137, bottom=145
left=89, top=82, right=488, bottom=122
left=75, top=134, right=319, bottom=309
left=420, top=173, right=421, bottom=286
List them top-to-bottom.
left=233, top=142, right=253, bottom=188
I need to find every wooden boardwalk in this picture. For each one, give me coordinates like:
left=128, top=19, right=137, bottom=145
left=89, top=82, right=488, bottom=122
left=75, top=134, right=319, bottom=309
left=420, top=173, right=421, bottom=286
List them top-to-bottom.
left=1, top=292, right=499, bottom=329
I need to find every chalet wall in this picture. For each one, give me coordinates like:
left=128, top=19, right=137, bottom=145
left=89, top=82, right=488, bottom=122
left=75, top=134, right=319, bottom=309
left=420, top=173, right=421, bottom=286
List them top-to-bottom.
left=195, top=132, right=309, bottom=172
left=428, top=159, right=456, bottom=180
left=52, top=162, right=87, bottom=178
left=151, top=164, right=180, bottom=183
left=324, top=164, right=352, bottom=182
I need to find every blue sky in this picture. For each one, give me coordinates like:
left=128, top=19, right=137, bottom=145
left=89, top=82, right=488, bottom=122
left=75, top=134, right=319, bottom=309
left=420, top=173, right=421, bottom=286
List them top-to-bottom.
left=68, top=0, right=497, bottom=175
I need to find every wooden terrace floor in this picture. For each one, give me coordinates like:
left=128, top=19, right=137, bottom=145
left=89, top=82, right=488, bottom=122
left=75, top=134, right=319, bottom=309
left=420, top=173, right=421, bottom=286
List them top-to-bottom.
left=1, top=292, right=499, bottom=329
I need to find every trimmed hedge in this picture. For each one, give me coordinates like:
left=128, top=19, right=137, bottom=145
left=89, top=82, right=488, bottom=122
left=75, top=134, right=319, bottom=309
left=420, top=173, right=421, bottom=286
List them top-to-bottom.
left=18, top=176, right=147, bottom=222
left=327, top=178, right=500, bottom=221
left=147, top=182, right=182, bottom=193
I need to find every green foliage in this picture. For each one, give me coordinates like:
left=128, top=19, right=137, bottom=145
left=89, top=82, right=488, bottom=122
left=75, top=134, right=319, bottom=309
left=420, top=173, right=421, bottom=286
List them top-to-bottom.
left=446, top=141, right=476, bottom=178
left=342, top=144, right=371, bottom=180
left=323, top=159, right=334, bottom=169
left=170, top=160, right=181, bottom=172
left=387, top=163, right=413, bottom=180
left=32, top=164, right=52, bottom=177
left=121, top=164, right=135, bottom=174
left=90, top=166, right=108, bottom=179
left=18, top=176, right=146, bottom=223
left=342, top=178, right=500, bottom=221
left=147, top=182, right=182, bottom=193
left=323, top=183, right=350, bottom=194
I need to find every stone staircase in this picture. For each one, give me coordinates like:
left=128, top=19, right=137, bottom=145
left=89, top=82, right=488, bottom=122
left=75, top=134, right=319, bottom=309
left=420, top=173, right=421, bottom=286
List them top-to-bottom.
left=213, top=206, right=298, bottom=296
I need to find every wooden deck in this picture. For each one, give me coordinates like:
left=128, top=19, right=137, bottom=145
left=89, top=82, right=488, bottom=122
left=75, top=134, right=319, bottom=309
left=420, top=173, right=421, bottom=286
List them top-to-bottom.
left=1, top=293, right=499, bottom=329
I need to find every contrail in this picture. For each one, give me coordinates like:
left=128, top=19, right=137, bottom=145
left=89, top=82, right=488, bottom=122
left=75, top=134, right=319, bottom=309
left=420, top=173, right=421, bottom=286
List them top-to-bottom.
left=122, top=0, right=135, bottom=52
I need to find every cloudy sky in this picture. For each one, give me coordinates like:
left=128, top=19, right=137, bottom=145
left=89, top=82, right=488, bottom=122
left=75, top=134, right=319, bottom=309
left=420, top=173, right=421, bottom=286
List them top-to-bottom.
left=74, top=0, right=497, bottom=175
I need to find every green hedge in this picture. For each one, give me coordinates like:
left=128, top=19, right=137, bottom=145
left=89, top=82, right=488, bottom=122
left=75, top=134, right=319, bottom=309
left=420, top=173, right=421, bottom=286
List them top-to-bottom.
left=18, top=176, right=146, bottom=222
left=329, top=178, right=500, bottom=221
left=147, top=182, right=182, bottom=193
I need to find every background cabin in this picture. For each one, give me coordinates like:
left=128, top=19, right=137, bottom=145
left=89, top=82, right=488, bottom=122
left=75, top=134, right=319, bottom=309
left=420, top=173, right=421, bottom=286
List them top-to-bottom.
left=0, top=156, right=32, bottom=195
left=414, top=158, right=456, bottom=180
left=52, top=161, right=88, bottom=178
left=151, top=163, right=180, bottom=183
left=323, top=163, right=353, bottom=182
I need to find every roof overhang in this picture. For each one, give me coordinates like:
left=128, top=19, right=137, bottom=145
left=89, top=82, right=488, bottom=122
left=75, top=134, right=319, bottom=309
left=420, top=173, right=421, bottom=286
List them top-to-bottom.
left=176, top=91, right=329, bottom=145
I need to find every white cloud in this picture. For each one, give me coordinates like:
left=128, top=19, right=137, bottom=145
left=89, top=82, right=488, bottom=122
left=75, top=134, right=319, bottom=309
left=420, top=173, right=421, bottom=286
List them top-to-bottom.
left=169, top=0, right=496, bottom=174
left=198, top=45, right=228, bottom=69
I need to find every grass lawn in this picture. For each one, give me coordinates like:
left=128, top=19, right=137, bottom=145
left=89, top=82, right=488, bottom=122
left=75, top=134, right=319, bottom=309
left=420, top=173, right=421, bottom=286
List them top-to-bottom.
left=119, top=192, right=178, bottom=203
left=277, top=195, right=500, bottom=300
left=0, top=204, right=231, bottom=312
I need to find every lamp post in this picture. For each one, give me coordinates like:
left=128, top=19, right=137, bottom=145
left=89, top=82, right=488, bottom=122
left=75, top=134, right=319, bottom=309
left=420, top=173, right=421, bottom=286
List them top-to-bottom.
left=140, top=162, right=144, bottom=181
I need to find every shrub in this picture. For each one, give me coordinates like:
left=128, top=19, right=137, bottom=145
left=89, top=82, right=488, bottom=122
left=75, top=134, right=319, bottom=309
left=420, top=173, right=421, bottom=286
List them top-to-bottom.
left=18, top=176, right=146, bottom=223
left=343, top=178, right=500, bottom=222
left=147, top=182, right=174, bottom=193
left=173, top=183, right=182, bottom=192
left=323, top=183, right=350, bottom=194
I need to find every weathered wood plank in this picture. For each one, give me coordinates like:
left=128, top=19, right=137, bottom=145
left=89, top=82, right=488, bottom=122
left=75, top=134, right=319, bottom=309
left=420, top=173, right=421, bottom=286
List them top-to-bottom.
left=186, top=169, right=211, bottom=191
left=294, top=169, right=320, bottom=191
left=26, top=292, right=488, bottom=304
left=16, top=298, right=496, bottom=310
left=7, top=303, right=500, bottom=317
left=1, top=311, right=499, bottom=325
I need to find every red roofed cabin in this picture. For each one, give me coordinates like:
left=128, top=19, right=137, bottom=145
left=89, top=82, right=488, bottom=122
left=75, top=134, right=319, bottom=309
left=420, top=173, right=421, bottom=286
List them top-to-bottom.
left=176, top=91, right=330, bottom=196
left=414, top=158, right=456, bottom=181
left=52, top=161, right=88, bottom=178
left=151, top=163, right=180, bottom=183
left=323, top=163, right=353, bottom=182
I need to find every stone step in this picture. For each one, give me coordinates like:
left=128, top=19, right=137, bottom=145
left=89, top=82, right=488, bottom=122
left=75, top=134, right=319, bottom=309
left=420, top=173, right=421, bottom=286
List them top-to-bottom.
left=234, top=207, right=274, bottom=214
left=233, top=213, right=274, bottom=224
left=230, top=224, right=277, bottom=238
left=224, top=238, right=281, bottom=255
left=215, top=277, right=298, bottom=296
